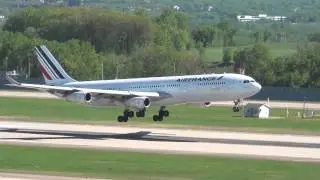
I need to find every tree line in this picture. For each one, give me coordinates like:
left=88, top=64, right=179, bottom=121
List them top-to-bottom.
left=0, top=7, right=206, bottom=80
left=1, top=7, right=320, bottom=88
left=223, top=43, right=320, bottom=88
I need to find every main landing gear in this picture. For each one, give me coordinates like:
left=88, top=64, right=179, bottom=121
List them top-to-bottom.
left=233, top=99, right=241, bottom=112
left=117, top=106, right=170, bottom=122
left=153, top=106, right=169, bottom=122
left=117, top=108, right=147, bottom=122
left=117, top=109, right=135, bottom=122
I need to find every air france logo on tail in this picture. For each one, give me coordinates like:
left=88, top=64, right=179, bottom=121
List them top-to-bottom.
left=34, top=45, right=75, bottom=85
left=35, top=46, right=66, bottom=81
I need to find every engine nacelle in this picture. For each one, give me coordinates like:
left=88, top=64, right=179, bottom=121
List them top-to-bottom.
left=65, top=91, right=94, bottom=103
left=124, top=96, right=151, bottom=110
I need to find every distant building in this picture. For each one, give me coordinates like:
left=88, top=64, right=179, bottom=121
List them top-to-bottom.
left=173, top=5, right=180, bottom=11
left=208, top=5, right=214, bottom=12
left=237, top=14, right=286, bottom=22
left=0, top=15, right=6, bottom=23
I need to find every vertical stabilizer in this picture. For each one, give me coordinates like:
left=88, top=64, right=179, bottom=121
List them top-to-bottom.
left=35, top=45, right=76, bottom=85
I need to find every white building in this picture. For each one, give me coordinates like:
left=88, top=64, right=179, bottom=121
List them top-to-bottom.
left=173, top=5, right=180, bottom=11
left=237, top=14, right=286, bottom=22
left=0, top=15, right=6, bottom=23
left=243, top=103, right=271, bottom=118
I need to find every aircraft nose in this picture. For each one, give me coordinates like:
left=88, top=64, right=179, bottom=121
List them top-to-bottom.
left=253, top=82, right=262, bottom=92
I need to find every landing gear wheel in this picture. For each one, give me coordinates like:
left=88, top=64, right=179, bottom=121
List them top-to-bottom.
left=153, top=106, right=168, bottom=122
left=232, top=107, right=240, bottom=112
left=117, top=110, right=131, bottom=122
left=136, top=110, right=145, bottom=118
left=163, top=110, right=169, bottom=117
left=128, top=111, right=134, bottom=118
left=153, top=115, right=163, bottom=121
left=153, top=115, right=159, bottom=121
left=117, top=116, right=124, bottom=122
left=118, top=116, right=128, bottom=122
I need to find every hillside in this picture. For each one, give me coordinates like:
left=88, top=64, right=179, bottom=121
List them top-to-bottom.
left=0, top=0, right=319, bottom=23
left=89, top=0, right=319, bottom=23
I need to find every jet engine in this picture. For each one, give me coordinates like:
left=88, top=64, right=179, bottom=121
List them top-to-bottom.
left=65, top=91, right=95, bottom=103
left=124, top=96, right=151, bottom=110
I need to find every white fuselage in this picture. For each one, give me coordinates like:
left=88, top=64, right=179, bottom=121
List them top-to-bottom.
left=60, top=73, right=262, bottom=107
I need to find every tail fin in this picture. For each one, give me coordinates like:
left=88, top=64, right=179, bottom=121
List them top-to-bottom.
left=35, top=45, right=76, bottom=85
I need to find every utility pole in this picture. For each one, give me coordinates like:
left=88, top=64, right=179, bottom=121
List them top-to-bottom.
left=28, top=56, right=31, bottom=78
left=101, top=60, right=104, bottom=80
left=115, top=64, right=119, bottom=79
left=302, top=96, right=306, bottom=119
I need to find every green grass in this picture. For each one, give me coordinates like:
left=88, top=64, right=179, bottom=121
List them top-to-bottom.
left=204, top=43, right=297, bottom=62
left=1, top=97, right=320, bottom=133
left=1, top=144, right=320, bottom=180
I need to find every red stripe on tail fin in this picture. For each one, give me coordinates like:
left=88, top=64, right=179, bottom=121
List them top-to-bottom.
left=40, top=65, right=53, bottom=80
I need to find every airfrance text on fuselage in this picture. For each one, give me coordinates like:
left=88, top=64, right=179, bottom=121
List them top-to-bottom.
left=177, top=76, right=222, bottom=82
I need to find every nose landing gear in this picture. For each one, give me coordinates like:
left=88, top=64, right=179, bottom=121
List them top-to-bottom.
left=233, top=99, right=241, bottom=112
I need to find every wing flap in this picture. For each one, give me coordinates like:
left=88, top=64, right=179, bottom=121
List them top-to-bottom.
left=75, top=87, right=160, bottom=97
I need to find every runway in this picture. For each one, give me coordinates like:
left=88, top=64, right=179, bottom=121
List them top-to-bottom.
left=1, top=120, right=320, bottom=162
left=0, top=172, right=104, bottom=180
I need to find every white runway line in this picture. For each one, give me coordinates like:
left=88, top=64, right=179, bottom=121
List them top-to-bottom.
left=0, top=90, right=57, bottom=99
left=1, top=121, right=320, bottom=162
left=0, top=172, right=104, bottom=180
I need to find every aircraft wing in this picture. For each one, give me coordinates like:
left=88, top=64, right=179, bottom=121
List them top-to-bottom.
left=5, top=75, right=161, bottom=98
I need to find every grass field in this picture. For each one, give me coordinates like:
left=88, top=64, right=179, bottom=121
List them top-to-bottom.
left=204, top=43, right=297, bottom=62
left=1, top=97, right=320, bottom=133
left=1, top=144, right=320, bottom=180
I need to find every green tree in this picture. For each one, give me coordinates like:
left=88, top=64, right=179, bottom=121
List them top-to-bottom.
left=4, top=7, right=154, bottom=55
left=154, top=8, right=190, bottom=51
left=191, top=26, right=216, bottom=48
left=263, top=30, right=272, bottom=42
left=234, top=43, right=271, bottom=84
left=123, top=46, right=202, bottom=78
left=222, top=47, right=234, bottom=65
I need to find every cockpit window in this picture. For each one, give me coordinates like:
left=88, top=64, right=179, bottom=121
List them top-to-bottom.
left=243, top=80, right=255, bottom=83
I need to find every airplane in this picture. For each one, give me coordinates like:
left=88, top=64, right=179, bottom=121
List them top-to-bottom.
left=6, top=45, right=262, bottom=122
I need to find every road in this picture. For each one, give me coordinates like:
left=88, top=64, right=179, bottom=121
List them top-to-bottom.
left=1, top=120, right=320, bottom=162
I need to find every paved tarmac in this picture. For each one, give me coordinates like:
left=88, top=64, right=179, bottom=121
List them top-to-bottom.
left=1, top=121, right=320, bottom=162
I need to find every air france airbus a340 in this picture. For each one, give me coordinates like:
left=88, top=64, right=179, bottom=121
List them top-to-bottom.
left=6, top=45, right=262, bottom=122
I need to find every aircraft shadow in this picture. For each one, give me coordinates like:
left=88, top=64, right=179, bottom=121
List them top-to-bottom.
left=0, top=128, right=194, bottom=142
left=1, top=128, right=320, bottom=149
